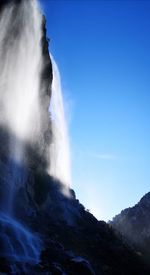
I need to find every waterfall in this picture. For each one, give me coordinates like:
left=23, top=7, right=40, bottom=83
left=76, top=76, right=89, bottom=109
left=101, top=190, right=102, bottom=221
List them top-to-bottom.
left=0, top=0, right=43, bottom=264
left=0, top=0, right=43, bottom=209
left=0, top=0, right=42, bottom=144
left=0, top=0, right=71, bottom=267
left=49, top=56, right=71, bottom=187
left=0, top=212, right=42, bottom=264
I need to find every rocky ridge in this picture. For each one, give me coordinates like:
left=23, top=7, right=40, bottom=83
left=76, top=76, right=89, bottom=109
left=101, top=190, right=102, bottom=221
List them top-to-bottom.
left=111, top=192, right=150, bottom=266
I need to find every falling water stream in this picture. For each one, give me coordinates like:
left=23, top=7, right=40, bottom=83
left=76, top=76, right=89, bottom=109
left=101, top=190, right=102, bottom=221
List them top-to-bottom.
left=0, top=0, right=43, bottom=264
left=0, top=0, right=72, bottom=267
left=49, top=56, right=71, bottom=187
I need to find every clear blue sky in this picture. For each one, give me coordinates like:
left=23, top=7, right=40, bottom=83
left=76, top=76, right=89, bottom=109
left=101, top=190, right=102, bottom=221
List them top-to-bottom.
left=40, top=0, right=150, bottom=221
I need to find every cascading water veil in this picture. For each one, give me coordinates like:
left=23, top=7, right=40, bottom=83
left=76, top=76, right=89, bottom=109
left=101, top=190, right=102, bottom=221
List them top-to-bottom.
left=0, top=0, right=43, bottom=265
left=0, top=0, right=72, bottom=268
left=0, top=0, right=42, bottom=158
left=0, top=0, right=43, bottom=209
left=49, top=57, right=71, bottom=187
left=0, top=212, right=42, bottom=263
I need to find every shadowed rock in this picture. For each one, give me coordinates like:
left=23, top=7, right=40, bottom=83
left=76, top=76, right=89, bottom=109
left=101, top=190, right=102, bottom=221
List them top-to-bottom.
left=111, top=192, right=150, bottom=266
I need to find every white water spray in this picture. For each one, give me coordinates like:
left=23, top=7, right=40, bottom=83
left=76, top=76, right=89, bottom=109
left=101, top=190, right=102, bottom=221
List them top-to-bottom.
left=0, top=0, right=42, bottom=163
left=0, top=0, right=43, bottom=264
left=0, top=0, right=72, bottom=265
left=0, top=0, right=43, bottom=212
left=49, top=57, right=71, bottom=187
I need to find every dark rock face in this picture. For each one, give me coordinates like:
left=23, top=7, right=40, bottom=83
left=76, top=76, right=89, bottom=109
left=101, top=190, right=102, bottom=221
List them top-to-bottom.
left=0, top=0, right=21, bottom=9
left=0, top=165, right=148, bottom=275
left=111, top=192, right=150, bottom=266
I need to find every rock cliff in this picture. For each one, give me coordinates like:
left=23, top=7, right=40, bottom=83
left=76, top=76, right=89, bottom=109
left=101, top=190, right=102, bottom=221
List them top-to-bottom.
left=111, top=192, right=150, bottom=266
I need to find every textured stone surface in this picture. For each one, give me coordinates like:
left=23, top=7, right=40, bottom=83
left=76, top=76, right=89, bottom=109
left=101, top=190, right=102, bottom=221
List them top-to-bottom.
left=111, top=192, right=150, bottom=266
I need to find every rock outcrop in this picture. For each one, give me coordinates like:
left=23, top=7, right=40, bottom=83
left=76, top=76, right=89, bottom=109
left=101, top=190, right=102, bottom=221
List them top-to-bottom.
left=1, top=172, right=150, bottom=274
left=111, top=192, right=150, bottom=266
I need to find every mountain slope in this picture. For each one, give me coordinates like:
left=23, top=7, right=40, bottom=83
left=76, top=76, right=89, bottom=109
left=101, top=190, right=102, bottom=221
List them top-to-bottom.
left=1, top=171, right=150, bottom=275
left=111, top=192, right=150, bottom=266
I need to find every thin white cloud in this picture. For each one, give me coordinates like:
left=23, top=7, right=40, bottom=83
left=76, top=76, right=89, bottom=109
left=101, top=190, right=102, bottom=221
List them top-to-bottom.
left=88, top=153, right=118, bottom=160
